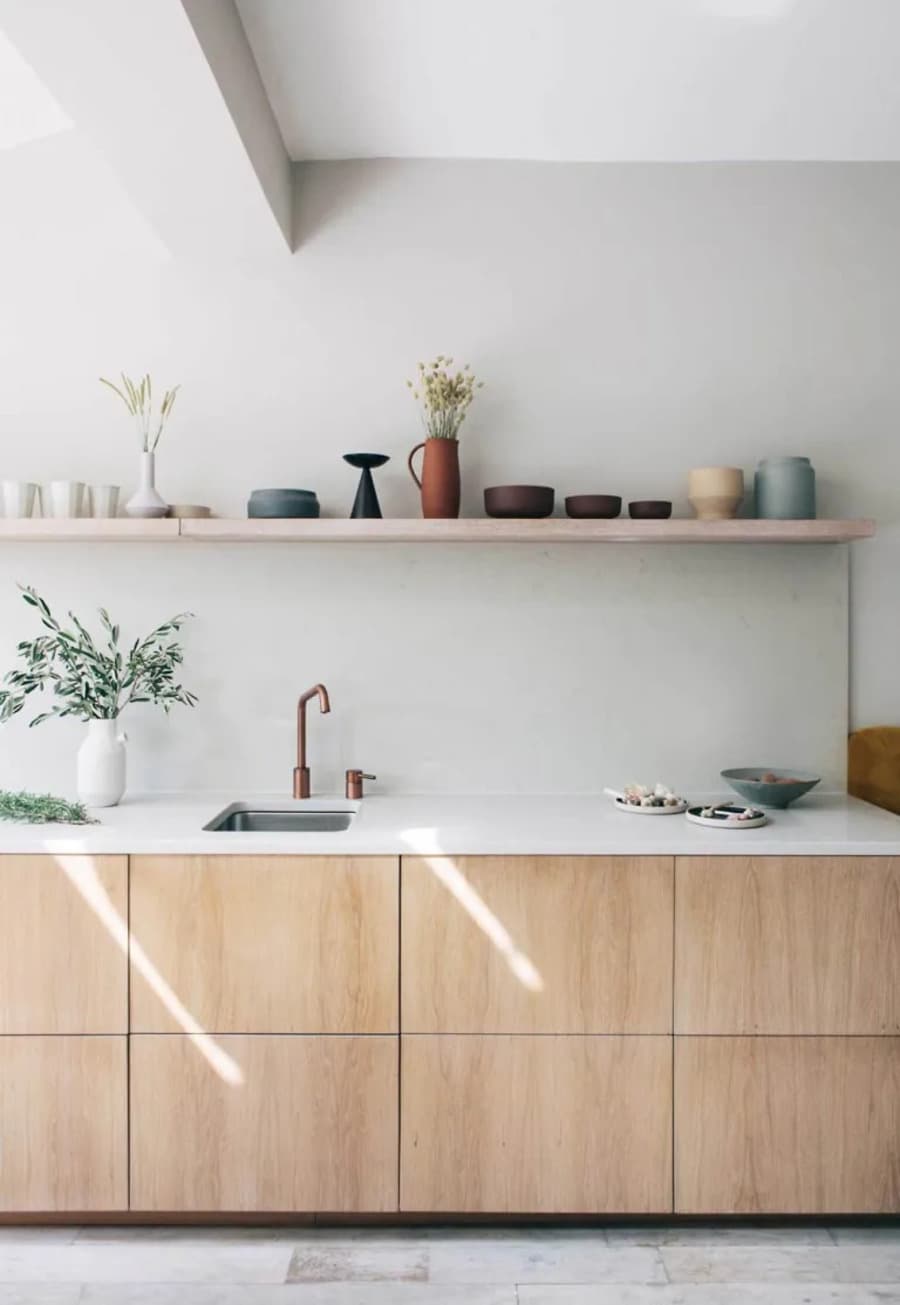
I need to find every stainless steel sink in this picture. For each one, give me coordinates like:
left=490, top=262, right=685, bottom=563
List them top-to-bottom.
left=205, top=804, right=355, bottom=833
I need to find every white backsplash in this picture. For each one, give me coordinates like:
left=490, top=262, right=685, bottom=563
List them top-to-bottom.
left=0, top=542, right=847, bottom=798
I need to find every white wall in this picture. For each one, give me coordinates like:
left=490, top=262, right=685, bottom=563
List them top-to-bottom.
left=1, top=144, right=896, bottom=796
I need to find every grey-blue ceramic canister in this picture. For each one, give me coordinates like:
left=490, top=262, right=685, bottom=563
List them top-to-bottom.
left=754, top=456, right=816, bottom=519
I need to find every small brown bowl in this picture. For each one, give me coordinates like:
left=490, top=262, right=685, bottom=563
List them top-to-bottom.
left=484, top=485, right=555, bottom=518
left=565, top=494, right=622, bottom=519
left=628, top=499, right=672, bottom=520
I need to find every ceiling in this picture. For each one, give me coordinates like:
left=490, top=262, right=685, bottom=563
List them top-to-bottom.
left=235, top=0, right=900, bottom=162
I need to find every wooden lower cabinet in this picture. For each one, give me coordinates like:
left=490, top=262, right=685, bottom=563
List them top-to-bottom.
left=0, top=854, right=127, bottom=1034
left=130, top=855, right=399, bottom=1034
left=402, top=855, right=672, bottom=1034
left=675, top=856, right=900, bottom=1035
left=130, top=1035, right=398, bottom=1212
left=400, top=1035, right=672, bottom=1213
left=0, top=1036, right=127, bottom=1211
left=675, top=1037, right=900, bottom=1214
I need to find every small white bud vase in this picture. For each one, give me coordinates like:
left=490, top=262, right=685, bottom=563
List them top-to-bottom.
left=126, top=451, right=168, bottom=519
left=77, top=719, right=127, bottom=807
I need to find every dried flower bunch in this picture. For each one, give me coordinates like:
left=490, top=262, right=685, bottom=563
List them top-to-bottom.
left=406, top=356, right=483, bottom=441
left=100, top=372, right=180, bottom=453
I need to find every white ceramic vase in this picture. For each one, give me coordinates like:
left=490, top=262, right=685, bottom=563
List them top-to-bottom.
left=126, top=452, right=167, bottom=519
left=77, top=719, right=127, bottom=807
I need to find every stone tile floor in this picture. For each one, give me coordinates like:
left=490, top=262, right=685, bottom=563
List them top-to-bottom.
left=0, top=1224, right=898, bottom=1303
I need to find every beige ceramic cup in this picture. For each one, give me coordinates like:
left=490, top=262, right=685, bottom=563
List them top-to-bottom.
left=688, top=466, right=744, bottom=520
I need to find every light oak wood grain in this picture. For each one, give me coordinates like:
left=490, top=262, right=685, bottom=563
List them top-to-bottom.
left=179, top=518, right=875, bottom=544
left=0, top=519, right=179, bottom=540
left=0, top=855, right=127, bottom=1034
left=402, top=855, right=673, bottom=1034
left=130, top=856, right=398, bottom=1033
left=675, top=856, right=900, bottom=1034
left=130, top=1035, right=398, bottom=1212
left=400, top=1035, right=672, bottom=1213
left=0, top=1036, right=127, bottom=1211
left=675, top=1036, right=900, bottom=1214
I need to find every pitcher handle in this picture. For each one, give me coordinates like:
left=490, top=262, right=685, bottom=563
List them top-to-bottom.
left=408, top=442, right=425, bottom=490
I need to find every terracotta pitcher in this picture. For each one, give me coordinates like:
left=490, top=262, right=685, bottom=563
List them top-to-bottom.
left=408, top=437, right=461, bottom=519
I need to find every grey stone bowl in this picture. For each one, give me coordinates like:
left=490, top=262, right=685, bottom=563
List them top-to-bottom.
left=721, top=767, right=821, bottom=809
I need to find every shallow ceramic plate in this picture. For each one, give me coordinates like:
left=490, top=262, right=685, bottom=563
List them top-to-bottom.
left=614, top=798, right=688, bottom=815
left=686, top=804, right=768, bottom=829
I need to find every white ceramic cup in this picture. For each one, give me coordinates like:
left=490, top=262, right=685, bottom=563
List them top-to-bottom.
left=1, top=481, right=39, bottom=518
left=46, top=481, right=85, bottom=519
left=88, top=485, right=120, bottom=518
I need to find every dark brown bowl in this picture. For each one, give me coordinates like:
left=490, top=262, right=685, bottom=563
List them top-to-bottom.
left=484, top=485, right=555, bottom=518
left=565, top=494, right=622, bottom=519
left=628, top=499, right=672, bottom=520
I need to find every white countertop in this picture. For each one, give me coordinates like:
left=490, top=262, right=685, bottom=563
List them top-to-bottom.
left=2, top=791, right=900, bottom=857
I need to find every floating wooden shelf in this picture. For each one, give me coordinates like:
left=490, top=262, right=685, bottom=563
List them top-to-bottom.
left=0, top=518, right=876, bottom=544
left=0, top=518, right=181, bottom=541
left=179, top=518, right=875, bottom=544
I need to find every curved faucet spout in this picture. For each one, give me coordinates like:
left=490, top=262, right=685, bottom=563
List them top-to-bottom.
left=298, top=683, right=331, bottom=715
left=294, top=684, right=331, bottom=799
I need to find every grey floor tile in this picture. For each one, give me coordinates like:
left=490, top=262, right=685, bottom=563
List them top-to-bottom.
left=606, top=1224, right=834, bottom=1248
left=829, top=1225, right=900, bottom=1245
left=74, top=1226, right=308, bottom=1245
left=0, top=1228, right=81, bottom=1245
left=428, top=1241, right=665, bottom=1285
left=287, top=1242, right=429, bottom=1282
left=0, top=1243, right=293, bottom=1285
left=663, top=1245, right=900, bottom=1284
left=79, top=1287, right=516, bottom=1305
left=0, top=1288, right=80, bottom=1305
left=519, top=1289, right=900, bottom=1304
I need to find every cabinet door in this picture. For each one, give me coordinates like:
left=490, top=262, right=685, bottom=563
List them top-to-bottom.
left=0, top=854, right=127, bottom=1033
left=131, top=856, right=398, bottom=1033
left=402, top=856, right=672, bottom=1033
left=675, top=856, right=900, bottom=1034
left=130, top=1035, right=398, bottom=1212
left=401, top=1035, right=672, bottom=1213
left=0, top=1036, right=127, bottom=1211
left=675, top=1037, right=900, bottom=1214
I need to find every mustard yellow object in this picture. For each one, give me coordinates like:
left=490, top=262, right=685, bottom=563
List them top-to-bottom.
left=848, top=727, right=900, bottom=815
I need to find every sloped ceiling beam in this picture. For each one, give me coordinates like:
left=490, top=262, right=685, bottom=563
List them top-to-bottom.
left=0, top=0, right=293, bottom=258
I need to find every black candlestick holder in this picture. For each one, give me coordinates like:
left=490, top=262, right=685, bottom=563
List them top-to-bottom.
left=344, top=453, right=389, bottom=519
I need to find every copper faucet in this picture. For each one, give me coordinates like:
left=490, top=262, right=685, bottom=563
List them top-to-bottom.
left=294, top=684, right=331, bottom=799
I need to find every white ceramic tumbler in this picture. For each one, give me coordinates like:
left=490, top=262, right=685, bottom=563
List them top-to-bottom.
left=1, top=481, right=39, bottom=518
left=46, top=481, right=84, bottom=518
left=89, top=485, right=120, bottom=518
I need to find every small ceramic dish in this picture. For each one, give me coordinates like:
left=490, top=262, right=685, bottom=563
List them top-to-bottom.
left=565, top=494, right=622, bottom=519
left=629, top=500, right=672, bottom=520
left=167, top=504, right=211, bottom=519
left=614, top=797, right=687, bottom=816
left=686, top=804, right=768, bottom=829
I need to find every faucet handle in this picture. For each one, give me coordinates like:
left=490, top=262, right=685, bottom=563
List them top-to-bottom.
left=345, top=769, right=376, bottom=800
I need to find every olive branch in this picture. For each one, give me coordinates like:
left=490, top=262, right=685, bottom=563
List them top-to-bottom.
left=0, top=587, right=197, bottom=726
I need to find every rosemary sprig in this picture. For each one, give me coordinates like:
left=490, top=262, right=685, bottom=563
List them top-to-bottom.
left=0, top=790, right=98, bottom=825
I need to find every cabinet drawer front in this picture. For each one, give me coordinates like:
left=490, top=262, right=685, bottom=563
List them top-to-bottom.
left=0, top=855, right=127, bottom=1034
left=130, top=856, right=398, bottom=1033
left=402, top=856, right=673, bottom=1033
left=675, top=856, right=900, bottom=1034
left=130, top=1035, right=398, bottom=1212
left=400, top=1035, right=672, bottom=1213
left=0, top=1036, right=127, bottom=1211
left=675, top=1037, right=900, bottom=1214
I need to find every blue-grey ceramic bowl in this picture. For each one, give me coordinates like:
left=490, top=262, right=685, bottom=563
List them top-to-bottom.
left=247, top=488, right=320, bottom=519
left=721, top=767, right=821, bottom=809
